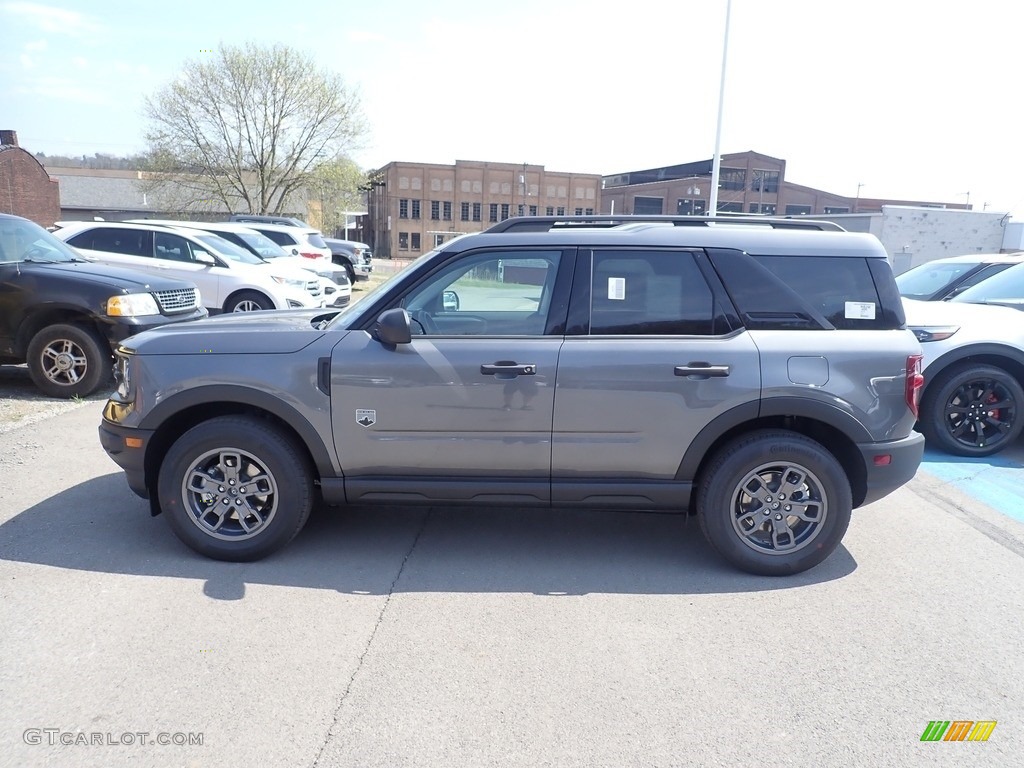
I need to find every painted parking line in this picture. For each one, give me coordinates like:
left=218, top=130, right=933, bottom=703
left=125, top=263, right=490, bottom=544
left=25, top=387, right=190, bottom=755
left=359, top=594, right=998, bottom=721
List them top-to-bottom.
left=919, top=447, right=1024, bottom=523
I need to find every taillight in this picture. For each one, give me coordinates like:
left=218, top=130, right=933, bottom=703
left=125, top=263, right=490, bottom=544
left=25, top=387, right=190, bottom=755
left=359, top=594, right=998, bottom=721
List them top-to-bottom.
left=299, top=251, right=323, bottom=260
left=906, top=354, right=924, bottom=418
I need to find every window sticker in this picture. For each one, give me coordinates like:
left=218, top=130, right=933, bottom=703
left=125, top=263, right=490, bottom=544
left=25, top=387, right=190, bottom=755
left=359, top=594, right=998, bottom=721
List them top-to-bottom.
left=607, top=277, right=626, bottom=301
left=844, top=301, right=876, bottom=320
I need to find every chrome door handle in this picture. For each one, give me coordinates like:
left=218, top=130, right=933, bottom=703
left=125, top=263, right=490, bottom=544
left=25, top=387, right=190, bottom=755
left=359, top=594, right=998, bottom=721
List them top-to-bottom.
left=481, top=362, right=537, bottom=376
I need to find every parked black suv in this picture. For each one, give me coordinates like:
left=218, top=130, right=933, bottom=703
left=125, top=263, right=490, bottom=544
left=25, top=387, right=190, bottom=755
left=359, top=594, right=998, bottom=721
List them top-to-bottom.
left=0, top=213, right=207, bottom=397
left=100, top=216, right=924, bottom=575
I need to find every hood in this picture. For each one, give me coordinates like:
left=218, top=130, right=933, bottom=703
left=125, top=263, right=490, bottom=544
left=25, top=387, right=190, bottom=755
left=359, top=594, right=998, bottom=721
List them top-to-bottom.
left=27, top=260, right=194, bottom=292
left=902, top=297, right=1024, bottom=326
left=124, top=308, right=343, bottom=355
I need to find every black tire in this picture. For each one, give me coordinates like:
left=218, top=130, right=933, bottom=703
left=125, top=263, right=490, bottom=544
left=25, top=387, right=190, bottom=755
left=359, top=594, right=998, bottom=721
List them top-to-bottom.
left=332, top=255, right=356, bottom=285
left=224, top=291, right=274, bottom=313
left=26, top=323, right=110, bottom=398
left=919, top=363, right=1024, bottom=457
left=157, top=416, right=314, bottom=561
left=696, top=430, right=852, bottom=576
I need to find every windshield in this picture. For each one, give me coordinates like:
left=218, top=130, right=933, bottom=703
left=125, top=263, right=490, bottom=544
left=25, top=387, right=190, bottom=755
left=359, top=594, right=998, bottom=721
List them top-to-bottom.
left=0, top=218, right=83, bottom=264
left=237, top=232, right=290, bottom=259
left=194, top=234, right=265, bottom=264
left=326, top=250, right=437, bottom=328
left=895, top=261, right=979, bottom=299
left=951, top=262, right=1024, bottom=304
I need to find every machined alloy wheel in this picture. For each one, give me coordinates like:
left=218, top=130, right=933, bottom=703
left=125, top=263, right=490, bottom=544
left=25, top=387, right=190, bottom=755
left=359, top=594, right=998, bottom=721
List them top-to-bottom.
left=225, top=290, right=274, bottom=313
left=26, top=323, right=109, bottom=398
left=921, top=363, right=1024, bottom=457
left=158, top=416, right=313, bottom=561
left=697, top=430, right=852, bottom=576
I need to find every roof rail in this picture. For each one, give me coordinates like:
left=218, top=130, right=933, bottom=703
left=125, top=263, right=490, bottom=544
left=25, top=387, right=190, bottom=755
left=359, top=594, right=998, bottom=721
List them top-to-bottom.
left=482, top=215, right=846, bottom=234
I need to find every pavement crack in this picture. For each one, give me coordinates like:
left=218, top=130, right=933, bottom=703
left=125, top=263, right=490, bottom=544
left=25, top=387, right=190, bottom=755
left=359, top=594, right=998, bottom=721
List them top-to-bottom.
left=310, top=507, right=434, bottom=767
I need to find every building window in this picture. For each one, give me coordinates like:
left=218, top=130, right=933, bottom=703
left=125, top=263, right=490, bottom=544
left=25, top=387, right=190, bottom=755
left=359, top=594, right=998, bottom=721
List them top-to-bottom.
left=719, top=168, right=746, bottom=191
left=751, top=170, right=780, bottom=193
left=632, top=196, right=663, bottom=215
left=399, top=199, right=409, bottom=219
left=677, top=199, right=707, bottom=215
left=411, top=200, right=421, bottom=219
left=431, top=200, right=440, bottom=220
left=443, top=201, right=452, bottom=221
left=717, top=201, right=742, bottom=213
left=461, top=202, right=470, bottom=221
left=472, top=202, right=481, bottom=221
left=489, top=203, right=498, bottom=222
left=501, top=203, right=510, bottom=220
left=748, top=203, right=777, bottom=215
left=785, top=204, right=812, bottom=215
left=529, top=205, right=538, bottom=216
left=824, top=206, right=850, bottom=214
left=546, top=207, right=554, bottom=216
left=556, top=207, right=565, bottom=216
left=574, top=208, right=584, bottom=215
left=585, top=208, right=594, bottom=215
left=399, top=232, right=409, bottom=250
left=411, top=232, right=421, bottom=250
left=434, top=234, right=445, bottom=247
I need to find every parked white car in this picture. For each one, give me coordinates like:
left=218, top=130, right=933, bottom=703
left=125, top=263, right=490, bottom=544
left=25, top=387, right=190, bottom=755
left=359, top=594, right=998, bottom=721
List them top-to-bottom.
left=126, top=219, right=351, bottom=308
left=55, top=221, right=327, bottom=313
left=232, top=221, right=333, bottom=262
left=903, top=297, right=1024, bottom=456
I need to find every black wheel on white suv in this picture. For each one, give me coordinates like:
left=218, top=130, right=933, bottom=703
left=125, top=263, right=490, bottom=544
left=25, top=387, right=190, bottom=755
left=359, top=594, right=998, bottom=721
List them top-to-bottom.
left=26, top=323, right=110, bottom=398
left=919, top=363, right=1024, bottom=457
left=157, top=416, right=314, bottom=561
left=697, top=430, right=852, bottom=576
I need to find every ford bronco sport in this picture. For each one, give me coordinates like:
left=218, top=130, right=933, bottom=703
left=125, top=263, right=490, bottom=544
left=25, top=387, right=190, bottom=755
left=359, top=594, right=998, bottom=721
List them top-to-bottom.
left=99, top=216, right=925, bottom=575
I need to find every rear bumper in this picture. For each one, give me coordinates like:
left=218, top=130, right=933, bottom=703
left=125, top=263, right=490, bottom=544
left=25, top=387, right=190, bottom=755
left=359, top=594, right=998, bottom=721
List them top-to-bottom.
left=857, top=431, right=925, bottom=507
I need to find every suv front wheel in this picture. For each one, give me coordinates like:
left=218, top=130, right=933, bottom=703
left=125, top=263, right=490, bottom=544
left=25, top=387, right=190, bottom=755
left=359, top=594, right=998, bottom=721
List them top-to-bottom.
left=27, top=323, right=110, bottom=398
left=157, top=416, right=314, bottom=561
left=697, top=430, right=852, bottom=576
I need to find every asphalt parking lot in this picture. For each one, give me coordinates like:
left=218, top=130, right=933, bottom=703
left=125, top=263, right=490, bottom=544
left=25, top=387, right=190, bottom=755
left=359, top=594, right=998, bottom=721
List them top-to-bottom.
left=0, top=386, right=1022, bottom=767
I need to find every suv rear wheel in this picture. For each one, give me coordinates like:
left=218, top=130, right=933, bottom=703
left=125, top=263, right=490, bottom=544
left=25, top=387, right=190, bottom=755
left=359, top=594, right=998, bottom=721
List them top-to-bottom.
left=26, top=323, right=109, bottom=398
left=919, top=363, right=1024, bottom=457
left=157, top=416, right=314, bottom=561
left=697, top=430, right=852, bottom=576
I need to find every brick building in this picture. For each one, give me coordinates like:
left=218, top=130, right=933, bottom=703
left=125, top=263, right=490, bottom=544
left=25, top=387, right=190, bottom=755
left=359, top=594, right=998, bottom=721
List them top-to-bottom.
left=0, top=130, right=60, bottom=227
left=366, top=160, right=603, bottom=258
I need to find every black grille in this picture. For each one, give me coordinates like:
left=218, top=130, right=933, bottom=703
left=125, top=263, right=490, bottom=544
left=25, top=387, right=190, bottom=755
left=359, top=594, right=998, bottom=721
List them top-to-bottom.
left=153, top=287, right=199, bottom=314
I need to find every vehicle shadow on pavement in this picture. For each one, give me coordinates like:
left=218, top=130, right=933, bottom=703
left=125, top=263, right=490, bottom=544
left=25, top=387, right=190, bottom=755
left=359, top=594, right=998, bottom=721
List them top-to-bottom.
left=0, top=472, right=857, bottom=600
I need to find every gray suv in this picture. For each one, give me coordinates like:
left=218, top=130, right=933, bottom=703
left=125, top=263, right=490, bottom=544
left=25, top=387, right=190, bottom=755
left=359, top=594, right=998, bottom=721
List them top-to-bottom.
left=99, top=216, right=925, bottom=575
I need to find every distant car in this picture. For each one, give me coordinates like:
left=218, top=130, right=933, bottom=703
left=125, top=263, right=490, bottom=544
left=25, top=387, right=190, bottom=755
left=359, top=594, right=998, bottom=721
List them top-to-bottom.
left=0, top=213, right=206, bottom=398
left=229, top=214, right=311, bottom=228
left=127, top=220, right=351, bottom=308
left=54, top=221, right=326, bottom=313
left=229, top=221, right=333, bottom=263
left=323, top=237, right=373, bottom=284
left=896, top=253, right=1024, bottom=301
left=948, top=260, right=1024, bottom=311
left=904, top=297, right=1024, bottom=456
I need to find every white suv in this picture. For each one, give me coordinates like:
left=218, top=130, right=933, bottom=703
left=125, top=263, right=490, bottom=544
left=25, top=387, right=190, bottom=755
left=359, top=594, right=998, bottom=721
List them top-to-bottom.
left=127, top=220, right=351, bottom=308
left=232, top=221, right=333, bottom=262
left=55, top=222, right=326, bottom=313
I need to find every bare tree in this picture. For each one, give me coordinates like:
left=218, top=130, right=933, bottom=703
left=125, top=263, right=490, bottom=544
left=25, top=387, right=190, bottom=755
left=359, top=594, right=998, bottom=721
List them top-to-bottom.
left=141, top=42, right=367, bottom=215
left=305, top=157, right=367, bottom=237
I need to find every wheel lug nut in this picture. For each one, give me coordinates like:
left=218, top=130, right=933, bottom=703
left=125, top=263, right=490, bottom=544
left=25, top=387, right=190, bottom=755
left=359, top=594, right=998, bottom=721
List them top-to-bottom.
left=229, top=480, right=235, bottom=486
left=218, top=486, right=225, bottom=492
left=766, top=496, right=773, bottom=502
left=221, top=499, right=229, bottom=505
left=785, top=505, right=792, bottom=511
left=763, top=510, right=771, bottom=516
left=775, top=514, right=783, bottom=520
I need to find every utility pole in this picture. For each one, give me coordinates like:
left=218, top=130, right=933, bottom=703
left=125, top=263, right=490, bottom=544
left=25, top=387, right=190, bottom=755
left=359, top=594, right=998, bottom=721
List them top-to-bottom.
left=708, top=0, right=732, bottom=217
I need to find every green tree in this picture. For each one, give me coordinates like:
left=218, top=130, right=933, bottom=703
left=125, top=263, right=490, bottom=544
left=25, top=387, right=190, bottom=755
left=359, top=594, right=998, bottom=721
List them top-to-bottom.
left=141, top=42, right=367, bottom=215
left=305, top=158, right=367, bottom=237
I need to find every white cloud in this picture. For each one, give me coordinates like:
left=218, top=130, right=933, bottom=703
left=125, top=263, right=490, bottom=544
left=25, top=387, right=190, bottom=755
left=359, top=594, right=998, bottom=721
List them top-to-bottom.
left=2, top=1, right=102, bottom=35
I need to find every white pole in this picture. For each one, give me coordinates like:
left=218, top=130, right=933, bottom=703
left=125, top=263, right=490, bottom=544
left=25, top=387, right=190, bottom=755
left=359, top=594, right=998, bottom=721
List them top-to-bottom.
left=708, top=0, right=732, bottom=218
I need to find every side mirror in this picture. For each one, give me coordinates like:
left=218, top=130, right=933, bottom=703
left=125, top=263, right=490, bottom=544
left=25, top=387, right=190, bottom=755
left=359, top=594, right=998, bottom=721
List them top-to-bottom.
left=292, top=248, right=300, bottom=256
left=194, top=250, right=216, bottom=265
left=442, top=290, right=460, bottom=311
left=374, top=308, right=412, bottom=347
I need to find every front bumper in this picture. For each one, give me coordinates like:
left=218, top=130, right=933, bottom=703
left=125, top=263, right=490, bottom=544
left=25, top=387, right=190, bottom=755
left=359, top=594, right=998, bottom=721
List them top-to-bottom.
left=99, top=413, right=153, bottom=499
left=857, top=431, right=925, bottom=507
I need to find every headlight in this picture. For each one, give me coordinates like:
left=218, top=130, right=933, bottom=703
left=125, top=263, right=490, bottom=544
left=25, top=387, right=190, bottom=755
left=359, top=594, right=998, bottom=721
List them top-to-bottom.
left=271, top=276, right=307, bottom=288
left=107, top=293, right=160, bottom=316
left=909, top=325, right=960, bottom=342
left=113, top=351, right=133, bottom=398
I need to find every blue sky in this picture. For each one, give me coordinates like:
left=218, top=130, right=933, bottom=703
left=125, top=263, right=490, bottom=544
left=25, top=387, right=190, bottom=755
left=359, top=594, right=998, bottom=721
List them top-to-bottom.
left=2, top=0, right=1023, bottom=217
